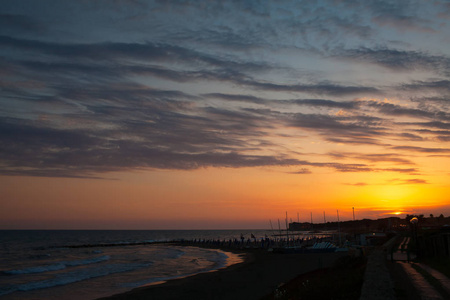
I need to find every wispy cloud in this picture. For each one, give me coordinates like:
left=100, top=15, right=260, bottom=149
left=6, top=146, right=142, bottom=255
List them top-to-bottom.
left=0, top=0, right=449, bottom=179
left=0, top=14, right=45, bottom=34
left=333, top=47, right=450, bottom=76
left=390, top=146, right=450, bottom=153
left=328, top=152, right=415, bottom=165
left=289, top=168, right=312, bottom=175
left=386, top=178, right=428, bottom=185
left=344, top=182, right=368, bottom=186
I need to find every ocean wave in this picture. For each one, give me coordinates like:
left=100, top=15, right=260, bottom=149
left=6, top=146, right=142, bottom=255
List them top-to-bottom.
left=57, top=240, right=158, bottom=248
left=153, top=247, right=185, bottom=261
left=171, top=248, right=186, bottom=259
left=122, top=249, right=231, bottom=289
left=197, top=249, right=229, bottom=271
left=209, top=251, right=228, bottom=269
left=28, top=253, right=51, bottom=259
left=3, top=255, right=110, bottom=275
left=0, top=262, right=151, bottom=296
left=3, top=263, right=66, bottom=275
left=120, top=275, right=182, bottom=288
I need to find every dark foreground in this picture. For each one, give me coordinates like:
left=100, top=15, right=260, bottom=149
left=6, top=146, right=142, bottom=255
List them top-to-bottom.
left=99, top=249, right=348, bottom=300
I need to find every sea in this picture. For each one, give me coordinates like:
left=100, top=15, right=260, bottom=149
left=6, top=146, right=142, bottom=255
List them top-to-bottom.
left=0, top=230, right=272, bottom=300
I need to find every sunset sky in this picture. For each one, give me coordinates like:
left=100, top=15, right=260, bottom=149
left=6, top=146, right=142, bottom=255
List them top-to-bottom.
left=1, top=0, right=449, bottom=229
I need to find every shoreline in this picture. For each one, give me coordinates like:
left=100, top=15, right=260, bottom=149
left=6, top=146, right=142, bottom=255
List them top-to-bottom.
left=98, top=246, right=348, bottom=300
left=141, top=246, right=249, bottom=288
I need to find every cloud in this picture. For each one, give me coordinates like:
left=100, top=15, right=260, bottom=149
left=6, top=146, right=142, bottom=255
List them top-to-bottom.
left=366, top=0, right=437, bottom=33
left=1, top=1, right=448, bottom=179
left=0, top=14, right=45, bottom=34
left=0, top=35, right=270, bottom=81
left=1, top=35, right=386, bottom=98
left=333, top=47, right=450, bottom=76
left=243, top=80, right=379, bottom=96
left=401, top=80, right=450, bottom=93
left=202, top=93, right=265, bottom=104
left=204, top=93, right=359, bottom=109
left=411, top=96, right=450, bottom=104
left=281, top=99, right=358, bottom=109
left=364, top=100, right=449, bottom=121
left=0, top=111, right=420, bottom=178
left=283, top=111, right=388, bottom=146
left=288, top=113, right=380, bottom=131
left=0, top=117, right=301, bottom=178
left=389, top=125, right=450, bottom=142
left=396, top=132, right=424, bottom=141
left=436, top=136, right=450, bottom=142
left=326, top=137, right=388, bottom=146
left=391, top=146, right=450, bottom=153
left=328, top=152, right=415, bottom=165
left=326, top=163, right=373, bottom=173
left=289, top=168, right=312, bottom=175
left=381, top=168, right=418, bottom=174
left=344, top=178, right=428, bottom=186
left=386, top=178, right=428, bottom=185
left=344, top=182, right=368, bottom=186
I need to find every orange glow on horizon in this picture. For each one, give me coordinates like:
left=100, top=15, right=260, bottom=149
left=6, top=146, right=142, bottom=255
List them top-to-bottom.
left=1, top=166, right=449, bottom=229
left=385, top=211, right=406, bottom=216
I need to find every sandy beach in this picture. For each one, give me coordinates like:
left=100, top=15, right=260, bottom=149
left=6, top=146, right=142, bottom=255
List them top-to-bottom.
left=99, top=248, right=348, bottom=300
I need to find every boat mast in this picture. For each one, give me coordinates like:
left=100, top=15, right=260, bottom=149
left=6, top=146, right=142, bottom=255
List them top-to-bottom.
left=337, top=209, right=342, bottom=246
left=285, top=211, right=289, bottom=247
left=277, top=218, right=282, bottom=245
left=269, top=219, right=275, bottom=237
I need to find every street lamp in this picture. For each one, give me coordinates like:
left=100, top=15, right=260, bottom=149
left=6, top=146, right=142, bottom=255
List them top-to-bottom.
left=410, top=217, right=419, bottom=258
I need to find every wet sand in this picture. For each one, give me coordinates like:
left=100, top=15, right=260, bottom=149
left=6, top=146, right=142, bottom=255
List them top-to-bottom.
left=99, top=249, right=348, bottom=300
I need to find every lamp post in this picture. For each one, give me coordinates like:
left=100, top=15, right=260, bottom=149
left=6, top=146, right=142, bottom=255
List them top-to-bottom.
left=337, top=210, right=341, bottom=247
left=410, top=217, right=419, bottom=258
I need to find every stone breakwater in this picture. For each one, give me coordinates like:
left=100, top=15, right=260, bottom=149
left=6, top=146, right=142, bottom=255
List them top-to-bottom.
left=174, top=235, right=333, bottom=251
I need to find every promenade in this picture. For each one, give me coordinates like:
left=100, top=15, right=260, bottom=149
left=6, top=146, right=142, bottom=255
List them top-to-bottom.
left=360, top=236, right=450, bottom=300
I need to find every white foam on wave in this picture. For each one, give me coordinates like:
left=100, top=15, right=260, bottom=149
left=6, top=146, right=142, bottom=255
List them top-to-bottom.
left=153, top=247, right=186, bottom=261
left=121, top=248, right=235, bottom=289
left=213, top=251, right=229, bottom=269
left=3, top=255, right=110, bottom=275
left=0, top=261, right=151, bottom=296
left=4, top=263, right=66, bottom=275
